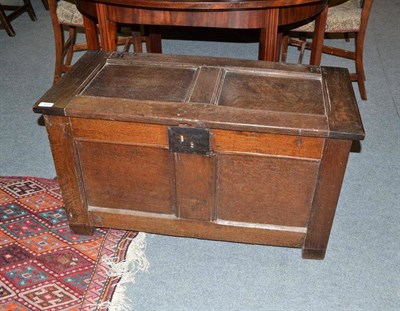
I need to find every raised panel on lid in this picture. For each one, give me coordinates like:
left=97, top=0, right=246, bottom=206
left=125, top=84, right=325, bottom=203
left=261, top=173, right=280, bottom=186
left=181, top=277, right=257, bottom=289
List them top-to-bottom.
left=81, top=64, right=197, bottom=102
left=217, top=70, right=326, bottom=115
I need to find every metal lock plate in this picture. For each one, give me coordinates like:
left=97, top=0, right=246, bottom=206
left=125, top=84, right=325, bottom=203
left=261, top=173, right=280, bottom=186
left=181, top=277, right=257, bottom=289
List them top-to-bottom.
left=168, top=127, right=210, bottom=155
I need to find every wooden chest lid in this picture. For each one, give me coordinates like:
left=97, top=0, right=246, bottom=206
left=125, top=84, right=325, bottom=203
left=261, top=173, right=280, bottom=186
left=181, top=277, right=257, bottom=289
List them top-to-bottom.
left=34, top=51, right=364, bottom=140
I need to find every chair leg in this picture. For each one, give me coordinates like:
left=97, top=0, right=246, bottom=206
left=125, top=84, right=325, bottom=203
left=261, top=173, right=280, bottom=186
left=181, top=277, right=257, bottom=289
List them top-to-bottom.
left=24, top=0, right=37, bottom=21
left=41, top=0, right=49, bottom=10
left=0, top=1, right=36, bottom=36
left=0, top=6, right=16, bottom=36
left=53, top=24, right=65, bottom=84
left=145, top=26, right=162, bottom=53
left=65, top=27, right=77, bottom=67
left=131, top=30, right=143, bottom=53
left=275, top=32, right=283, bottom=60
left=147, top=33, right=162, bottom=53
left=355, top=33, right=367, bottom=100
left=281, top=34, right=289, bottom=63
left=122, top=38, right=131, bottom=52
left=297, top=40, right=307, bottom=64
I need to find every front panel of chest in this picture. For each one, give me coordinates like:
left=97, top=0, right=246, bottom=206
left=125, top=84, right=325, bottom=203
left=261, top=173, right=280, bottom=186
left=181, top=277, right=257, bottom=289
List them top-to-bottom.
left=70, top=117, right=324, bottom=235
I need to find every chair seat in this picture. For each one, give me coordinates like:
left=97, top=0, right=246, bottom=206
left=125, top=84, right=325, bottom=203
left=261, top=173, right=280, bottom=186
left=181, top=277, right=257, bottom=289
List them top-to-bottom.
left=56, top=0, right=83, bottom=26
left=295, top=0, right=362, bottom=33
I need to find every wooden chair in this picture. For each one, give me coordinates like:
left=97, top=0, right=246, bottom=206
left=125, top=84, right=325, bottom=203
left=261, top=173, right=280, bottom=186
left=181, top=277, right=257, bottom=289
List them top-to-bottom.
left=0, top=0, right=36, bottom=36
left=48, top=0, right=145, bottom=84
left=281, top=0, right=374, bottom=100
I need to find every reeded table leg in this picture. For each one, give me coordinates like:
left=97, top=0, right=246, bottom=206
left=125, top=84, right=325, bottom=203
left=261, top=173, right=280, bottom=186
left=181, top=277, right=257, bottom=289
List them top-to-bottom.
left=258, top=8, right=280, bottom=61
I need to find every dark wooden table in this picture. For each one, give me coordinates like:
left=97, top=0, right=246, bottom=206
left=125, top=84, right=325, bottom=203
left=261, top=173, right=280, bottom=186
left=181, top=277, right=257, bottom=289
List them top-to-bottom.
left=76, top=0, right=329, bottom=65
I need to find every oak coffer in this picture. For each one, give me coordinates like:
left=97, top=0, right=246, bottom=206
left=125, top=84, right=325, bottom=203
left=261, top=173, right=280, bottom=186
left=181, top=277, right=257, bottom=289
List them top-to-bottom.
left=33, top=51, right=364, bottom=259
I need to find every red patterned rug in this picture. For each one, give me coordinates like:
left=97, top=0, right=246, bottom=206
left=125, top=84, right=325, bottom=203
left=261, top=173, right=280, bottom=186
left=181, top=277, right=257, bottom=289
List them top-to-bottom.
left=0, top=177, right=148, bottom=311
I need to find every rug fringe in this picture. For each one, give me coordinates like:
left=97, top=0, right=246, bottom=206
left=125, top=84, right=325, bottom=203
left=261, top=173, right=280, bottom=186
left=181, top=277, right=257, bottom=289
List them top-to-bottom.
left=98, top=232, right=149, bottom=311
